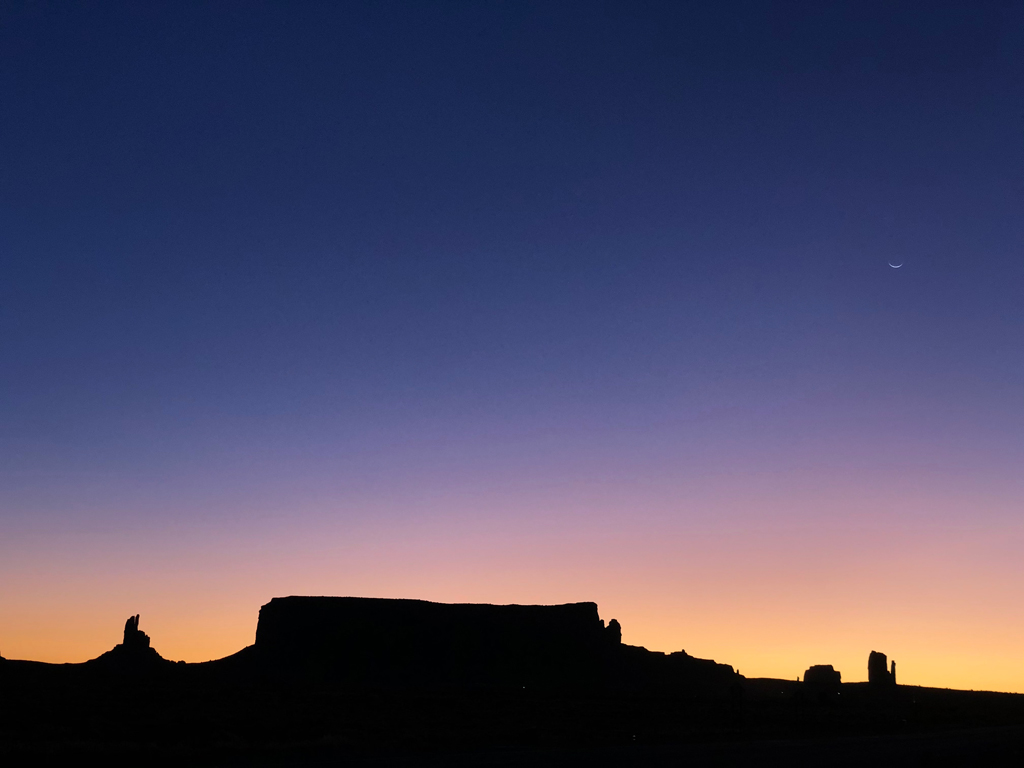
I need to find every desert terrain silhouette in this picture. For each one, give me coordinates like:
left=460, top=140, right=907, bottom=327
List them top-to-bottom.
left=4, top=2, right=1023, bottom=764
left=2, top=597, right=1023, bottom=765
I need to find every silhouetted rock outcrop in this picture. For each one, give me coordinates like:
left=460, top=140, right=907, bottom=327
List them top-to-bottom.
left=253, top=596, right=737, bottom=694
left=255, top=597, right=619, bottom=690
left=88, top=614, right=169, bottom=671
left=123, top=614, right=151, bottom=649
left=605, top=618, right=622, bottom=644
left=606, top=643, right=738, bottom=694
left=868, top=650, right=896, bottom=686
left=803, top=664, right=841, bottom=702
left=804, top=664, right=841, bottom=687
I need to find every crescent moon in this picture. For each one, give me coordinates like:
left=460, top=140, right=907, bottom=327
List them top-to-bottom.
left=889, top=262, right=903, bottom=268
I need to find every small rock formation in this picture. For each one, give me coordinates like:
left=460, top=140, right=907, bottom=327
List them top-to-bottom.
left=86, top=613, right=168, bottom=670
left=123, top=614, right=151, bottom=650
left=606, top=618, right=622, bottom=644
left=868, top=650, right=896, bottom=686
left=803, top=664, right=841, bottom=702
left=804, top=664, right=841, bottom=687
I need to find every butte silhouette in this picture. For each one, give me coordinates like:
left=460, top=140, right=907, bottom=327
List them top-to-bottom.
left=2, top=596, right=1023, bottom=765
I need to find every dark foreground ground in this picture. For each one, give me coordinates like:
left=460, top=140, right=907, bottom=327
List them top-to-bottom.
left=2, top=669, right=1023, bottom=766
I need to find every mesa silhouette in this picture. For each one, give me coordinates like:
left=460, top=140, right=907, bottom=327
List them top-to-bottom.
left=0, top=596, right=736, bottom=692
left=250, top=596, right=736, bottom=692
left=2, top=597, right=1023, bottom=766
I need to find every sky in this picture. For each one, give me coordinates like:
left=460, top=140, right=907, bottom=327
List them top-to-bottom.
left=1, top=1, right=1023, bottom=691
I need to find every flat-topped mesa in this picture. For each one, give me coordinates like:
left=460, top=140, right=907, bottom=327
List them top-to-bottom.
left=253, top=596, right=738, bottom=694
left=255, top=596, right=619, bottom=690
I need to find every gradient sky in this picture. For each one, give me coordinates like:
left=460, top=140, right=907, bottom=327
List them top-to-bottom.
left=2, top=1, right=1023, bottom=691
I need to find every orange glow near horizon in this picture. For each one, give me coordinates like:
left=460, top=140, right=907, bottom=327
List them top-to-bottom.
left=3, top=473, right=1022, bottom=694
